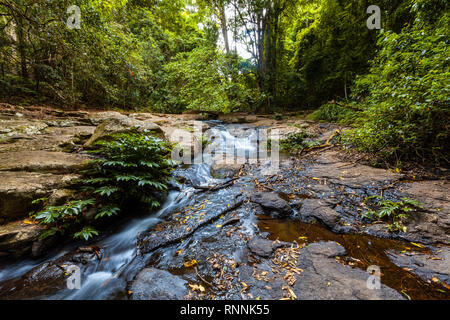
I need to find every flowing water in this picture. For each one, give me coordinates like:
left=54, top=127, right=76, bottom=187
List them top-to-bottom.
left=0, top=123, right=448, bottom=300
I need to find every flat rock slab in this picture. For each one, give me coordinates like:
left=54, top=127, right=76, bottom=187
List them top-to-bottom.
left=0, top=120, right=48, bottom=138
left=0, top=151, right=90, bottom=173
left=306, top=151, right=400, bottom=188
left=0, top=171, right=80, bottom=221
left=399, top=180, right=450, bottom=245
left=293, top=241, right=404, bottom=300
left=387, top=247, right=450, bottom=285
left=129, top=268, right=188, bottom=300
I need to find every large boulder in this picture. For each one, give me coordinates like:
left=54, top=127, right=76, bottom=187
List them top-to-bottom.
left=84, top=117, right=163, bottom=147
left=0, top=171, right=80, bottom=222
left=250, top=191, right=293, bottom=217
left=298, top=199, right=341, bottom=230
left=129, top=268, right=188, bottom=300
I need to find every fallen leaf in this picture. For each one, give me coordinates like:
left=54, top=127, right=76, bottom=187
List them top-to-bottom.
left=184, top=259, right=198, bottom=267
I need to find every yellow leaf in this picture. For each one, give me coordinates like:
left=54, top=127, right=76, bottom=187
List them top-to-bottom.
left=23, top=219, right=34, bottom=224
left=216, top=224, right=222, bottom=228
left=410, top=242, right=424, bottom=248
left=176, top=249, right=183, bottom=255
left=184, top=259, right=198, bottom=267
left=189, top=284, right=205, bottom=292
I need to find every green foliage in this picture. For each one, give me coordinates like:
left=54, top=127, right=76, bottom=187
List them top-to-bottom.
left=285, top=0, right=414, bottom=108
left=350, top=10, right=450, bottom=163
left=309, top=103, right=362, bottom=125
left=269, top=131, right=320, bottom=154
left=32, top=132, right=173, bottom=240
left=84, top=132, right=174, bottom=208
left=362, top=196, right=424, bottom=232
left=32, top=199, right=96, bottom=239
left=74, top=226, right=99, bottom=241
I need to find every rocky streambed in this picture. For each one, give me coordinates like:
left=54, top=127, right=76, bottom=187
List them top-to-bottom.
left=0, top=103, right=448, bottom=300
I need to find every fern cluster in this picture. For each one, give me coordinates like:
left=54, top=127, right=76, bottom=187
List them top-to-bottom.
left=31, top=132, right=174, bottom=241
left=361, top=196, right=424, bottom=233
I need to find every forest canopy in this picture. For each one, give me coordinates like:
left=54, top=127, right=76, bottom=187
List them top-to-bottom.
left=0, top=0, right=449, bottom=162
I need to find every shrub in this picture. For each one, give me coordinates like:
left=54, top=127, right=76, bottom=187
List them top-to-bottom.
left=349, top=12, right=450, bottom=163
left=309, top=103, right=362, bottom=125
left=268, top=131, right=320, bottom=154
left=32, top=132, right=174, bottom=240
left=361, top=196, right=423, bottom=232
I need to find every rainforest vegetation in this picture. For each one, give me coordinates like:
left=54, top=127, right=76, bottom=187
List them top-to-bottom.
left=0, top=0, right=449, bottom=163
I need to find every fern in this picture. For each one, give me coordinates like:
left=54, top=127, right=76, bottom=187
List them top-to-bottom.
left=31, top=132, right=173, bottom=241
left=362, top=196, right=424, bottom=232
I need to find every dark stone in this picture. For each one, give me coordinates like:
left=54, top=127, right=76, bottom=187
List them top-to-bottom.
left=250, top=191, right=293, bottom=217
left=298, top=199, right=341, bottom=229
left=247, top=237, right=284, bottom=258
left=129, top=268, right=188, bottom=300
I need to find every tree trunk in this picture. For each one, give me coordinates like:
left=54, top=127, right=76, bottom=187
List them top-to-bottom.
left=218, top=4, right=230, bottom=54
left=16, top=17, right=28, bottom=80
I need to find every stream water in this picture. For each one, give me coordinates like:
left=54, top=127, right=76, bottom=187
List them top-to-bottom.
left=0, top=122, right=448, bottom=300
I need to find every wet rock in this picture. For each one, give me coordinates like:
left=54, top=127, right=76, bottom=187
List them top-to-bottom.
left=84, top=117, right=163, bottom=147
left=0, top=151, right=90, bottom=173
left=0, top=171, right=80, bottom=221
left=250, top=191, right=293, bottom=217
left=139, top=195, right=243, bottom=254
left=298, top=199, right=341, bottom=230
left=0, top=220, right=42, bottom=257
left=247, top=237, right=285, bottom=258
left=293, top=241, right=404, bottom=300
left=387, top=247, right=450, bottom=285
left=0, top=250, right=99, bottom=299
left=0, top=262, right=66, bottom=299
left=129, top=268, right=188, bottom=300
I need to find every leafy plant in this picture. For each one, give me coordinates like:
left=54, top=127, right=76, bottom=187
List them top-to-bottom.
left=349, top=9, right=450, bottom=163
left=309, top=103, right=362, bottom=125
left=269, top=131, right=320, bottom=154
left=31, top=132, right=174, bottom=240
left=84, top=132, right=174, bottom=208
left=361, top=196, right=424, bottom=232
left=32, top=199, right=95, bottom=239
